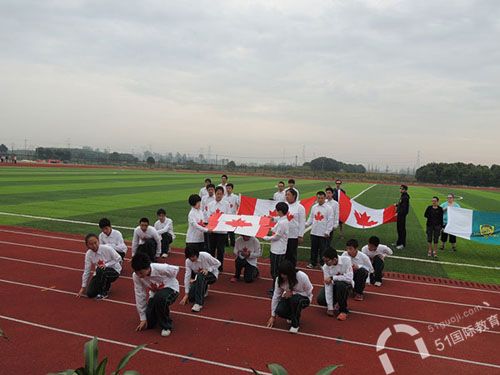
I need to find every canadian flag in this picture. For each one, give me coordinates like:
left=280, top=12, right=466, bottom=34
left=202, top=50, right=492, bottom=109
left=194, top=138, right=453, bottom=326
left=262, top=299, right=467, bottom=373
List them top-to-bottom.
left=339, top=191, right=397, bottom=229
left=238, top=195, right=317, bottom=217
left=207, top=213, right=274, bottom=238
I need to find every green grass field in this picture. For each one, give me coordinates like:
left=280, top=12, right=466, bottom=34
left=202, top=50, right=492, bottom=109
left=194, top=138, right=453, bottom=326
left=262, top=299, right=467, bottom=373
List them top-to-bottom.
left=0, top=166, right=499, bottom=284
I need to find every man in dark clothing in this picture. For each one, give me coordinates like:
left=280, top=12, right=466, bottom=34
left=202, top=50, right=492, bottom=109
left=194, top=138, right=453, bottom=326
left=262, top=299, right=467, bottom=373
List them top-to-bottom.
left=332, top=179, right=346, bottom=238
left=395, top=185, right=410, bottom=249
left=424, top=196, right=444, bottom=258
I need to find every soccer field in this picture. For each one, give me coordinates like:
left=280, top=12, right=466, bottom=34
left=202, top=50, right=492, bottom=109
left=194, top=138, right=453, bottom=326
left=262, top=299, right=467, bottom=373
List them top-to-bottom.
left=0, top=166, right=499, bottom=284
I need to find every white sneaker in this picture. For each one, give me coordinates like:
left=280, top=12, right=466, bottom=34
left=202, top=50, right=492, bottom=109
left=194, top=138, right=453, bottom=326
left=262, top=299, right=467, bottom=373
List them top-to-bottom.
left=396, top=245, right=404, bottom=250
left=161, top=253, right=168, bottom=258
left=366, top=276, right=371, bottom=284
left=374, top=281, right=382, bottom=287
left=192, top=304, right=203, bottom=312
left=289, top=326, right=299, bottom=334
left=161, top=329, right=171, bottom=337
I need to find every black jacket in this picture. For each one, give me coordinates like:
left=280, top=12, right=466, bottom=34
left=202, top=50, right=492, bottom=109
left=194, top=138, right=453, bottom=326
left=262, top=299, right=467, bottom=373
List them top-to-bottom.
left=397, top=192, right=410, bottom=216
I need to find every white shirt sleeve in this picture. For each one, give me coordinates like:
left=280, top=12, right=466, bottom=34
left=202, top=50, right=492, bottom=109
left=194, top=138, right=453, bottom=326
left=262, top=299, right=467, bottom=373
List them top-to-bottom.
left=332, top=201, right=339, bottom=229
left=298, top=205, right=306, bottom=237
left=325, top=206, right=334, bottom=235
left=189, top=211, right=208, bottom=233
left=167, top=219, right=176, bottom=240
left=263, top=220, right=285, bottom=242
left=151, top=227, right=162, bottom=257
left=131, top=228, right=139, bottom=256
left=114, top=231, right=128, bottom=254
left=248, top=238, right=262, bottom=259
left=104, top=246, right=122, bottom=269
left=81, top=251, right=92, bottom=288
left=184, top=259, right=192, bottom=294
left=332, top=259, right=354, bottom=285
left=322, top=266, right=334, bottom=310
left=133, top=274, right=148, bottom=321
left=271, top=279, right=282, bottom=317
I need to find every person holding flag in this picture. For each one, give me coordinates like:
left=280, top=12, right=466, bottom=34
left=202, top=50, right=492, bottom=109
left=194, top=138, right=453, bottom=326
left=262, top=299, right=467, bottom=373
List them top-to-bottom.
left=333, top=180, right=346, bottom=238
left=395, top=185, right=410, bottom=250
left=306, top=191, right=335, bottom=269
left=440, top=193, right=460, bottom=251
left=231, top=235, right=262, bottom=283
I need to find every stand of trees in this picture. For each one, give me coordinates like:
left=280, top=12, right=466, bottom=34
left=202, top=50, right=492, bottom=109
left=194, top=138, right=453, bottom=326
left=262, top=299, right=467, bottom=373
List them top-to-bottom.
left=35, top=147, right=138, bottom=164
left=306, top=157, right=366, bottom=173
left=416, top=162, right=500, bottom=187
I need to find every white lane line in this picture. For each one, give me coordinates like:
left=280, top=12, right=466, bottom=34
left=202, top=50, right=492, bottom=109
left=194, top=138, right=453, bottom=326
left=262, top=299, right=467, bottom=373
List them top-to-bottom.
left=352, top=184, right=378, bottom=200
left=2, top=219, right=498, bottom=270
left=2, top=228, right=500, bottom=285
left=1, top=241, right=498, bottom=311
left=0, top=255, right=498, bottom=335
left=1, top=279, right=499, bottom=371
left=0, top=314, right=270, bottom=374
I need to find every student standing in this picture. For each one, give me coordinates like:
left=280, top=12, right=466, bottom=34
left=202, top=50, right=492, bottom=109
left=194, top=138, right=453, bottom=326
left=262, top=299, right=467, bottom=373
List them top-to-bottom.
left=218, top=174, right=229, bottom=196
left=199, top=178, right=212, bottom=198
left=287, top=179, right=300, bottom=200
left=332, top=180, right=346, bottom=238
left=273, top=181, right=286, bottom=202
left=225, top=183, right=240, bottom=247
left=201, top=184, right=216, bottom=250
left=395, top=185, right=410, bottom=250
left=207, top=186, right=230, bottom=270
left=325, top=187, right=340, bottom=246
left=285, top=189, right=305, bottom=268
left=306, top=191, right=335, bottom=269
left=440, top=193, right=460, bottom=251
left=186, top=194, right=210, bottom=252
left=425, top=196, right=444, bottom=258
left=263, top=202, right=290, bottom=294
left=154, top=208, right=176, bottom=258
left=98, top=218, right=128, bottom=260
left=131, top=218, right=162, bottom=262
left=77, top=234, right=122, bottom=299
left=231, top=235, right=262, bottom=283
left=361, top=236, right=393, bottom=287
left=341, top=239, right=373, bottom=301
left=179, top=246, right=221, bottom=312
left=317, top=248, right=353, bottom=321
left=132, top=252, right=179, bottom=337
left=266, top=261, right=313, bottom=334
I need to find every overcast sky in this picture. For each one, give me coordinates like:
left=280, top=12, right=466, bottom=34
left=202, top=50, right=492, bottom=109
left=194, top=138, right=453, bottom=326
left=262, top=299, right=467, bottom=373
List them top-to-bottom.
left=1, top=0, right=499, bottom=168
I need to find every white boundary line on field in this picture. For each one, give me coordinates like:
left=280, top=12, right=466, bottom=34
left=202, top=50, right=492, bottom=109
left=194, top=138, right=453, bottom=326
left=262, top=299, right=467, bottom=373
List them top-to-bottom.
left=352, top=184, right=378, bottom=199
left=0, top=214, right=498, bottom=271
left=1, top=228, right=500, bottom=293
left=1, top=240, right=498, bottom=312
left=1, top=254, right=498, bottom=335
left=1, top=278, right=499, bottom=371
left=0, top=314, right=270, bottom=374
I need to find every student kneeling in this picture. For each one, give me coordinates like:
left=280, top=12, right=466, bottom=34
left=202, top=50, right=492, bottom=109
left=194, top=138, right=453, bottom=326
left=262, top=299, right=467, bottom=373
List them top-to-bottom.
left=77, top=234, right=122, bottom=299
left=231, top=235, right=262, bottom=283
left=180, top=246, right=221, bottom=312
left=317, top=248, right=353, bottom=321
left=132, top=252, right=180, bottom=337
left=266, top=261, right=313, bottom=334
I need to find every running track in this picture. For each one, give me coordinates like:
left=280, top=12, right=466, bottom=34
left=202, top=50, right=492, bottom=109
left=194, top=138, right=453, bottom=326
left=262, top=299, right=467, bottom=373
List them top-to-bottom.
left=0, top=226, right=498, bottom=375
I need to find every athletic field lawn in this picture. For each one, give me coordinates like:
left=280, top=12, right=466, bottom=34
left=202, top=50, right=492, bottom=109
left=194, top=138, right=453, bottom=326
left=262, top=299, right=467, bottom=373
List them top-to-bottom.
left=0, top=166, right=499, bottom=284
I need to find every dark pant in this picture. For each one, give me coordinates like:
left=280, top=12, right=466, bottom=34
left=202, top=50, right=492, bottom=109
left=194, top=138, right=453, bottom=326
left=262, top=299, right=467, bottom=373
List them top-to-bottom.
left=396, top=215, right=407, bottom=246
left=426, top=225, right=441, bottom=244
left=327, top=230, right=334, bottom=247
left=441, top=231, right=456, bottom=244
left=203, top=232, right=210, bottom=252
left=160, top=233, right=173, bottom=255
left=208, top=233, right=227, bottom=271
left=310, top=235, right=328, bottom=266
left=137, top=238, right=157, bottom=262
left=286, top=238, right=298, bottom=267
left=186, top=242, right=205, bottom=252
left=117, top=251, right=125, bottom=260
left=270, top=253, right=286, bottom=289
left=370, top=256, right=385, bottom=283
left=234, top=257, right=259, bottom=283
left=86, top=267, right=120, bottom=298
left=353, top=268, right=369, bottom=295
left=188, top=272, right=217, bottom=306
left=317, top=282, right=350, bottom=313
left=146, top=287, right=179, bottom=330
left=275, top=294, right=310, bottom=328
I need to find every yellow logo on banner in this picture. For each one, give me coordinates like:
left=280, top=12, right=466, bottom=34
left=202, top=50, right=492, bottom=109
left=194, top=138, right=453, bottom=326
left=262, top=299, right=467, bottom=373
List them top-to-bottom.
left=479, top=224, right=495, bottom=238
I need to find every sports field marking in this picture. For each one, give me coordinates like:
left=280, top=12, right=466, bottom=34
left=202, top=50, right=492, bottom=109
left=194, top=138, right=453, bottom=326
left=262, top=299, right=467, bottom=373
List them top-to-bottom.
left=352, top=184, right=378, bottom=199
left=0, top=216, right=498, bottom=270
left=1, top=227, right=498, bottom=294
left=1, top=240, right=499, bottom=311
left=1, top=255, right=497, bottom=335
left=1, top=278, right=499, bottom=371
left=0, top=315, right=270, bottom=374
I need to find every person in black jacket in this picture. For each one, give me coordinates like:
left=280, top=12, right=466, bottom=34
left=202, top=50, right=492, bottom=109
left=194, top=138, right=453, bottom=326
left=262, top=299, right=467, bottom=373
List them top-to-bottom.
left=395, top=185, right=410, bottom=249
left=424, top=197, right=444, bottom=258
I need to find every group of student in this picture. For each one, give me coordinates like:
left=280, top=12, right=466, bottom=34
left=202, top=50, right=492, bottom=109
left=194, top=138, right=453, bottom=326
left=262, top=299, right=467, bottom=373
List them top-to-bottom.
left=76, top=175, right=395, bottom=337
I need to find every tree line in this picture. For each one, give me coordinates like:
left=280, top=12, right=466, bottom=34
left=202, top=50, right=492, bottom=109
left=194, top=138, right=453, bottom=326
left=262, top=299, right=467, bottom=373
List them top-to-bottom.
left=416, top=162, right=500, bottom=187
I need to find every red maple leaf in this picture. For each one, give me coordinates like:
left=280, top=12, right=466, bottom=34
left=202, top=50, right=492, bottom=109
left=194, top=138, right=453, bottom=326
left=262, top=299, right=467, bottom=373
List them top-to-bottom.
left=215, top=208, right=222, bottom=214
left=268, top=210, right=278, bottom=217
left=314, top=211, right=325, bottom=221
left=354, top=211, right=378, bottom=227
left=287, top=213, right=295, bottom=221
left=225, top=218, right=253, bottom=228
left=197, top=220, right=206, bottom=227
left=97, top=259, right=105, bottom=267
left=149, top=282, right=165, bottom=292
